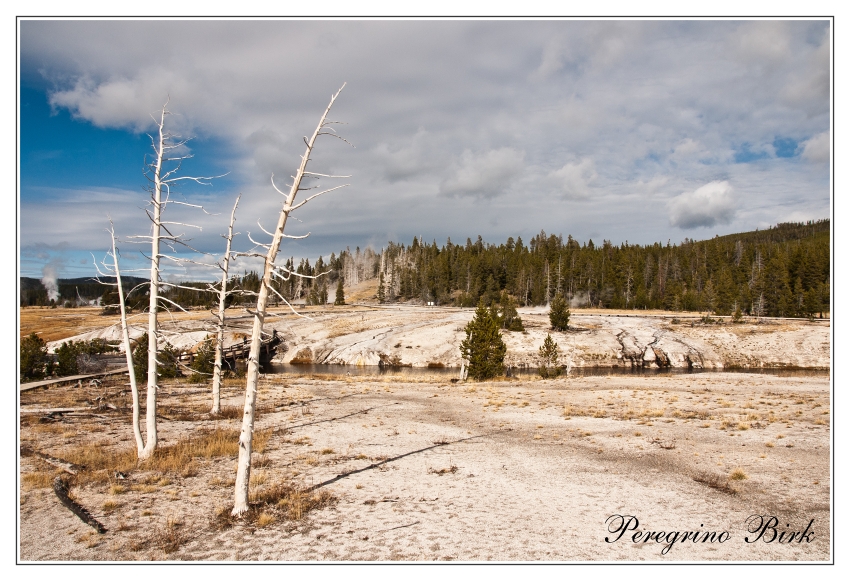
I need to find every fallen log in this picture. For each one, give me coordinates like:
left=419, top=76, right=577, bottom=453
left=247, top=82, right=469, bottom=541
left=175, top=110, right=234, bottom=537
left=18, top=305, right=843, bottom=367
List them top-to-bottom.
left=52, top=476, right=107, bottom=534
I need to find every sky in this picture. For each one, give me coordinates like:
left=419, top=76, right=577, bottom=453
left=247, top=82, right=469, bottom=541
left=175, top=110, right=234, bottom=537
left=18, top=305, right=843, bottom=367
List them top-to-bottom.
left=18, top=18, right=832, bottom=281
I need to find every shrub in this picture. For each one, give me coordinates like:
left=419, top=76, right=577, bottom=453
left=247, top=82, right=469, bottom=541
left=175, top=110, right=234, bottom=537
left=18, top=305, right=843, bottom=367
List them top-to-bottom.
left=132, top=332, right=182, bottom=382
left=20, top=333, right=48, bottom=380
left=55, top=341, right=80, bottom=376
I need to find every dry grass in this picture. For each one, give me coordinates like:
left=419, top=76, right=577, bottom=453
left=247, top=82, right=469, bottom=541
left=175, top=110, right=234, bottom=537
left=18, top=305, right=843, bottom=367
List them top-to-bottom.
left=20, top=306, right=208, bottom=343
left=212, top=406, right=242, bottom=420
left=140, top=428, right=241, bottom=474
left=252, top=428, right=273, bottom=454
left=61, top=444, right=139, bottom=485
left=428, top=462, right=459, bottom=476
left=729, top=468, right=748, bottom=481
left=21, top=471, right=55, bottom=490
left=692, top=471, right=739, bottom=494
left=210, top=480, right=339, bottom=527
left=102, top=499, right=120, bottom=513
left=157, top=516, right=190, bottom=554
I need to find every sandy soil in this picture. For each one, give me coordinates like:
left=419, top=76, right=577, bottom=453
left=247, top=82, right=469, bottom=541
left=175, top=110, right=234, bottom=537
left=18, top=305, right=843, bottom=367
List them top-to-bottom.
left=19, top=370, right=831, bottom=562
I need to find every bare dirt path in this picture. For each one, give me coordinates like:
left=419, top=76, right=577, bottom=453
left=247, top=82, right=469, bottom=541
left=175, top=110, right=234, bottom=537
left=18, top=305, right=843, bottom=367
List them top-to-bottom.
left=19, top=371, right=830, bottom=561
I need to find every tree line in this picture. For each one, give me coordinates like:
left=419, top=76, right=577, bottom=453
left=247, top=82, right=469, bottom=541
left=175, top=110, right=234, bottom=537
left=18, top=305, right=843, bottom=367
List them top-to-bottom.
left=376, top=219, right=830, bottom=318
left=21, top=220, right=830, bottom=319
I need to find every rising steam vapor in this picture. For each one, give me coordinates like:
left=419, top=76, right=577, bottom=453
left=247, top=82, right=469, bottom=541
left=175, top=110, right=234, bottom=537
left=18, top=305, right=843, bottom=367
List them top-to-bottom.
left=41, top=264, right=60, bottom=301
left=570, top=291, right=590, bottom=309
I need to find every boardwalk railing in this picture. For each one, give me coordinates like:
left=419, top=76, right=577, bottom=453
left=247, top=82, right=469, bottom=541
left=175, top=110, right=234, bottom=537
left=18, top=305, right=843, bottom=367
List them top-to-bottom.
left=176, top=329, right=282, bottom=367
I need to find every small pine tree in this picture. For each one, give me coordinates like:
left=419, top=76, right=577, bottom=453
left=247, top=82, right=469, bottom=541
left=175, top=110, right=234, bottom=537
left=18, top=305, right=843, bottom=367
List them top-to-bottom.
left=377, top=272, right=386, bottom=304
left=335, top=278, right=346, bottom=305
left=498, top=292, right=524, bottom=331
left=549, top=293, right=570, bottom=331
left=459, top=300, right=506, bottom=380
left=732, top=304, right=743, bottom=323
left=20, top=333, right=48, bottom=380
left=538, top=333, right=561, bottom=378
left=132, top=334, right=148, bottom=382
left=190, top=336, right=216, bottom=383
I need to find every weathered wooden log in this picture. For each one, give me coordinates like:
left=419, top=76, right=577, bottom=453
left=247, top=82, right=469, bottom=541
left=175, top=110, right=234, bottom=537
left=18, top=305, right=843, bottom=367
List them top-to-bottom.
left=53, top=476, right=107, bottom=534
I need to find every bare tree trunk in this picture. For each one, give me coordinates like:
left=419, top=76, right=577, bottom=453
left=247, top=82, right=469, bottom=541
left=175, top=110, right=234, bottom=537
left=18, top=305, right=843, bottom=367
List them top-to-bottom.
left=233, top=85, right=348, bottom=515
left=139, top=108, right=168, bottom=460
left=212, top=195, right=241, bottom=414
left=109, top=226, right=144, bottom=455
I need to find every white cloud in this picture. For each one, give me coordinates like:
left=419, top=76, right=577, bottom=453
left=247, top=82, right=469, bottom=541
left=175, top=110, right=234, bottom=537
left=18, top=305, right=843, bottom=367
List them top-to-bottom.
left=18, top=20, right=831, bottom=276
left=49, top=71, right=194, bottom=132
left=798, top=131, right=830, bottom=164
left=439, top=148, right=525, bottom=199
left=547, top=158, right=597, bottom=199
left=668, top=181, right=736, bottom=229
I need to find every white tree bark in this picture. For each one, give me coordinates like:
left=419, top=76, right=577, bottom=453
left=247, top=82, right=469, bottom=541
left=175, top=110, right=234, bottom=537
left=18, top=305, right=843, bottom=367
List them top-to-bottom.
left=232, top=84, right=348, bottom=515
left=135, top=103, right=224, bottom=459
left=139, top=107, right=168, bottom=460
left=212, top=194, right=241, bottom=414
left=95, top=224, right=146, bottom=455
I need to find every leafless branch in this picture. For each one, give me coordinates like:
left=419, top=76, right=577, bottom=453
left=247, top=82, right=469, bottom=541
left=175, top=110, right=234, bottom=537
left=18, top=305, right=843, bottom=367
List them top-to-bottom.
left=289, top=184, right=349, bottom=212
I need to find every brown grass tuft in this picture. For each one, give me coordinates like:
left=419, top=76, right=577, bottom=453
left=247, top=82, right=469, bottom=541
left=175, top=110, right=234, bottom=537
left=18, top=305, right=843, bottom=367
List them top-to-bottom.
left=212, top=406, right=242, bottom=420
left=140, top=428, right=241, bottom=474
left=253, top=428, right=274, bottom=454
left=60, top=444, right=138, bottom=485
left=729, top=467, right=748, bottom=481
left=21, top=471, right=55, bottom=490
left=693, top=471, right=738, bottom=494
left=256, top=512, right=276, bottom=528
left=156, top=516, right=189, bottom=554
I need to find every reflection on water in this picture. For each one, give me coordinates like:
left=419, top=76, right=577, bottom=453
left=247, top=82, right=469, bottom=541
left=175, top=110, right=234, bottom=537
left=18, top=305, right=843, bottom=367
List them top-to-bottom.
left=260, top=362, right=828, bottom=379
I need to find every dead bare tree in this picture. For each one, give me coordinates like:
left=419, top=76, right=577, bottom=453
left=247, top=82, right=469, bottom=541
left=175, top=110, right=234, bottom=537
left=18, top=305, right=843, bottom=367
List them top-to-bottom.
left=232, top=84, right=351, bottom=515
left=131, top=101, right=224, bottom=460
left=210, top=194, right=241, bottom=414
left=93, top=221, right=145, bottom=455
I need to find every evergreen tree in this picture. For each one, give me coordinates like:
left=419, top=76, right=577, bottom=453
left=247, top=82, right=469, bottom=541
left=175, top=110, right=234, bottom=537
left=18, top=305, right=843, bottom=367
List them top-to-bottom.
left=377, top=272, right=386, bottom=303
left=335, top=278, right=346, bottom=305
left=498, top=292, right=524, bottom=331
left=549, top=293, right=570, bottom=331
left=459, top=300, right=506, bottom=380
left=20, top=333, right=48, bottom=380
left=132, top=333, right=181, bottom=381
left=538, top=333, right=562, bottom=378
left=190, top=336, right=216, bottom=383
left=55, top=340, right=80, bottom=376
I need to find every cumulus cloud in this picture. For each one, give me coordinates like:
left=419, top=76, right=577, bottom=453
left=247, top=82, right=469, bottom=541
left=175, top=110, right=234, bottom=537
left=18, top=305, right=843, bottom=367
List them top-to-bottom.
left=18, top=20, right=830, bottom=275
left=49, top=71, right=195, bottom=132
left=798, top=131, right=830, bottom=164
left=439, top=148, right=525, bottom=199
left=547, top=158, right=597, bottom=199
left=668, top=181, right=736, bottom=229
